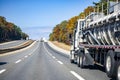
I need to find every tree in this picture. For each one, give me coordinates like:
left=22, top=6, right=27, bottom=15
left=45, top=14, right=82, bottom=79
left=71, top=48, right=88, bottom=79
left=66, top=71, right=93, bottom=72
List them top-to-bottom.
left=49, top=0, right=120, bottom=45
left=84, top=6, right=94, bottom=17
left=78, top=12, right=85, bottom=19
left=0, top=16, right=29, bottom=42
left=49, top=20, right=68, bottom=43
left=22, top=32, right=29, bottom=40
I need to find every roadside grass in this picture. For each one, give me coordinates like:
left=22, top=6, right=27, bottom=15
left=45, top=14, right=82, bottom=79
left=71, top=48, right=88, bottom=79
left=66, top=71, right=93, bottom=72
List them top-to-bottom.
left=51, top=41, right=70, bottom=51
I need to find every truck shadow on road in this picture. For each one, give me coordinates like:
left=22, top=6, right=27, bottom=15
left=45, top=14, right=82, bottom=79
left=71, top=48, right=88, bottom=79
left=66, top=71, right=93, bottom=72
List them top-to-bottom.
left=0, top=62, right=7, bottom=65
left=83, top=65, right=115, bottom=80
left=83, top=65, right=105, bottom=72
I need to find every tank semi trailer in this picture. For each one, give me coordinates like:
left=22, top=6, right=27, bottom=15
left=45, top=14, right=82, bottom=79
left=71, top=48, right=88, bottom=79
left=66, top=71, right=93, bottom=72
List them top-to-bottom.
left=69, top=2, right=120, bottom=80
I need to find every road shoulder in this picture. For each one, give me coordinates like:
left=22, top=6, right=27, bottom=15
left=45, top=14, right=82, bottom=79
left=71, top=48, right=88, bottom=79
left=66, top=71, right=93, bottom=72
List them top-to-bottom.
left=47, top=41, right=70, bottom=56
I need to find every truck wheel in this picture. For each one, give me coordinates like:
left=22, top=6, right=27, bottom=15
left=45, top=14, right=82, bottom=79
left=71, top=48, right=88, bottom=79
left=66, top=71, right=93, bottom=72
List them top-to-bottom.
left=70, top=50, right=74, bottom=63
left=105, top=50, right=116, bottom=77
left=79, top=52, right=84, bottom=68
left=77, top=56, right=80, bottom=67
left=70, top=59, right=74, bottom=63
left=117, top=62, right=120, bottom=80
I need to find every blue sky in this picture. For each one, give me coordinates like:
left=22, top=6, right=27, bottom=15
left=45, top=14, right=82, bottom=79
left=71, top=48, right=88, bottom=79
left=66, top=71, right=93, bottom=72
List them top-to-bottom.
left=0, top=0, right=99, bottom=39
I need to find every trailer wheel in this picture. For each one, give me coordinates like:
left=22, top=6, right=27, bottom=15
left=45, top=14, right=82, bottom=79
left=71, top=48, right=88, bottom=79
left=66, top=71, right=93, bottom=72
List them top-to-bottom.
left=70, top=50, right=74, bottom=63
left=105, top=50, right=116, bottom=77
left=79, top=52, right=84, bottom=68
left=77, top=56, right=80, bottom=67
left=70, top=59, right=74, bottom=63
left=117, top=62, right=120, bottom=80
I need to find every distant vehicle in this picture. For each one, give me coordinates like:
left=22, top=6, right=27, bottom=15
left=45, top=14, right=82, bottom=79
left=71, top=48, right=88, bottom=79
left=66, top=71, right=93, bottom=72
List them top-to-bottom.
left=69, top=2, right=120, bottom=80
left=40, top=37, right=45, bottom=42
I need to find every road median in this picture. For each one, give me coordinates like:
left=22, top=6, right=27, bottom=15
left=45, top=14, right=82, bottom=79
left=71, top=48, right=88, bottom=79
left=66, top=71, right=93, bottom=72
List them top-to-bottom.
left=0, top=40, right=34, bottom=54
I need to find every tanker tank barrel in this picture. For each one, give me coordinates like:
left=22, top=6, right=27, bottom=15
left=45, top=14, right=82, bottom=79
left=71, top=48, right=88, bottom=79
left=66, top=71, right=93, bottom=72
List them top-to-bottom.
left=70, top=2, right=120, bottom=79
left=78, top=2, right=120, bottom=45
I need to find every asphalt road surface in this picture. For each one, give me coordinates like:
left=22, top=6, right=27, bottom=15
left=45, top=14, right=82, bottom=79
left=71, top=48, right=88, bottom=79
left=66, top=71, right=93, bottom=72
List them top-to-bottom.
left=0, top=40, right=28, bottom=49
left=0, top=41, right=112, bottom=80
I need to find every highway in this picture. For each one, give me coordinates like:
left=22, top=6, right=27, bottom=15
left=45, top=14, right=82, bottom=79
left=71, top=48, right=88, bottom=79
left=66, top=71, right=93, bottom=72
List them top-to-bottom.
left=0, top=40, right=28, bottom=49
left=0, top=41, right=111, bottom=80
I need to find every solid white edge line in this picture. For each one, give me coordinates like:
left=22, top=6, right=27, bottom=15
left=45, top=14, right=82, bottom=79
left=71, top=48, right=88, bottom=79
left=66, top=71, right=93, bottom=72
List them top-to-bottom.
left=43, top=42, right=63, bottom=64
left=43, top=43, right=51, bottom=54
left=43, top=43, right=53, bottom=57
left=15, top=59, right=22, bottom=63
left=57, top=61, right=63, bottom=64
left=0, top=69, right=6, bottom=74
left=70, top=71, right=85, bottom=80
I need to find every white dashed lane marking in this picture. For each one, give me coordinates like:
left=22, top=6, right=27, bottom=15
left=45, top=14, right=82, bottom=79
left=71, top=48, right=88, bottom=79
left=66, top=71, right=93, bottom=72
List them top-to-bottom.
left=43, top=42, right=85, bottom=80
left=43, top=43, right=63, bottom=65
left=15, top=59, right=22, bottom=63
left=57, top=60, right=63, bottom=64
left=0, top=69, right=6, bottom=74
left=70, top=71, right=85, bottom=80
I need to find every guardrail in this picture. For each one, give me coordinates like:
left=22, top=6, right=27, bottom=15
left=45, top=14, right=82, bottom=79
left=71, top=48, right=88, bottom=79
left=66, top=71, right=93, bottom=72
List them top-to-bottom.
left=0, top=40, right=34, bottom=54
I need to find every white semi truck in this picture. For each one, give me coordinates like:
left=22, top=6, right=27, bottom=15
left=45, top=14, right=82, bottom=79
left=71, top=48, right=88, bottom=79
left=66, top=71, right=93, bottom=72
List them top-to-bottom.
left=69, top=2, right=120, bottom=80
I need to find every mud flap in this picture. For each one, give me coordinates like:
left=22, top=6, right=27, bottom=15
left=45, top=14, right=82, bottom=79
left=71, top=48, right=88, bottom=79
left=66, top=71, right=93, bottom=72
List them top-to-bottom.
left=83, top=49, right=94, bottom=66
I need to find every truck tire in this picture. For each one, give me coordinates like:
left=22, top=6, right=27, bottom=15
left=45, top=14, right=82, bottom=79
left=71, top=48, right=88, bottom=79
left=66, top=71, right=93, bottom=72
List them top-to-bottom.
left=70, top=50, right=74, bottom=63
left=77, top=50, right=81, bottom=67
left=105, top=50, right=116, bottom=77
left=79, top=52, right=84, bottom=68
left=77, top=56, right=80, bottom=67
left=70, top=59, right=74, bottom=63
left=117, top=62, right=120, bottom=80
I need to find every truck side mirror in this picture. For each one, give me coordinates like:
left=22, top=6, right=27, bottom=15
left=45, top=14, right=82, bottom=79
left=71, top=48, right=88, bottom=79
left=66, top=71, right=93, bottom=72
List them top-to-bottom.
left=69, top=34, right=72, bottom=39
left=69, top=34, right=73, bottom=45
